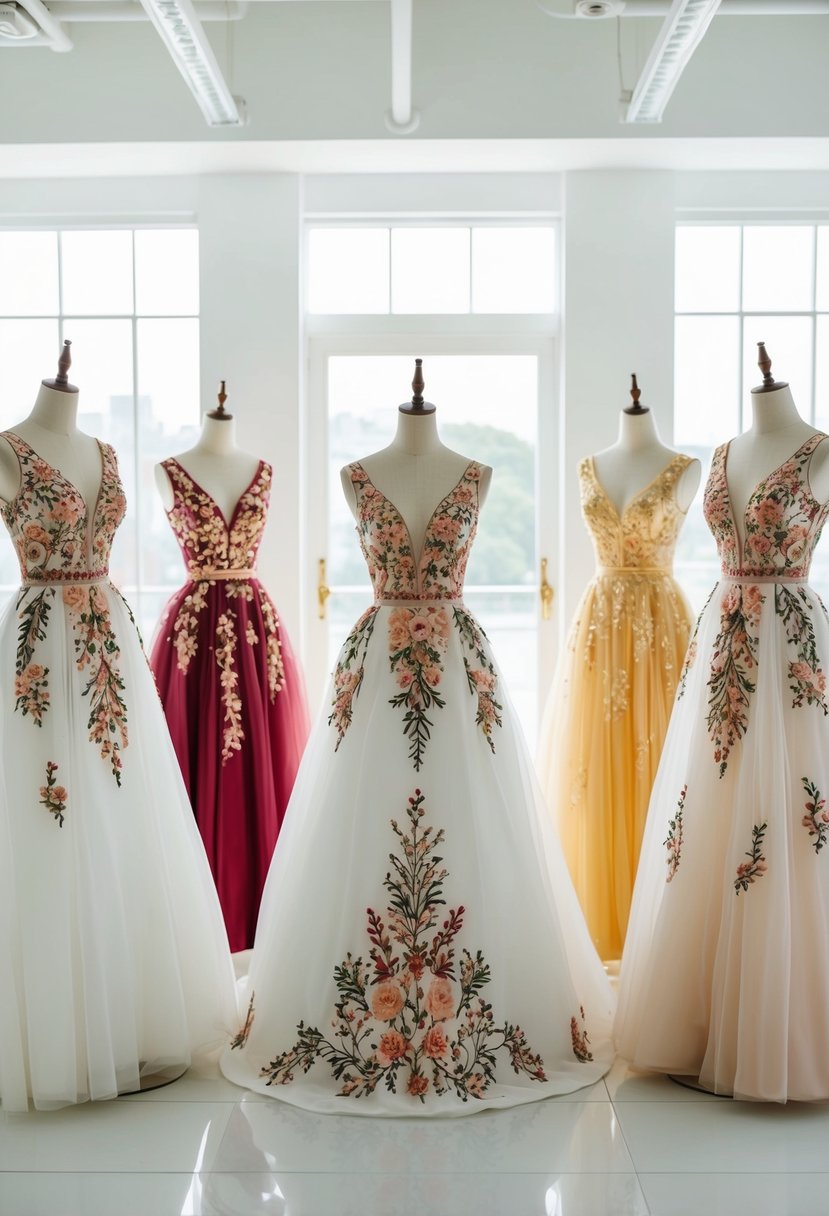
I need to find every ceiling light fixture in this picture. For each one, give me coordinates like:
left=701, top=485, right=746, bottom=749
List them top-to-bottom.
left=138, top=0, right=244, bottom=127
left=624, top=0, right=722, bottom=122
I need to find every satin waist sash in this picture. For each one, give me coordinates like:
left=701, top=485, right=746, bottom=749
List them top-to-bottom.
left=187, top=567, right=258, bottom=581
left=22, top=569, right=109, bottom=586
left=720, top=573, right=808, bottom=585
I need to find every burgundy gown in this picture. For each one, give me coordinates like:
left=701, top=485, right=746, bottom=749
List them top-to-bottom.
left=151, top=458, right=310, bottom=952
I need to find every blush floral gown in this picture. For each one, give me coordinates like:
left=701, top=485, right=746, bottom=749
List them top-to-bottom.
left=0, top=432, right=236, bottom=1112
left=616, top=434, right=829, bottom=1101
left=537, top=455, right=695, bottom=961
left=150, top=459, right=310, bottom=953
left=220, top=459, right=614, bottom=1116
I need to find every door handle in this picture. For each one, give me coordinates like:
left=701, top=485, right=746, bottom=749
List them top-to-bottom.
left=318, top=557, right=331, bottom=620
left=540, top=557, right=554, bottom=621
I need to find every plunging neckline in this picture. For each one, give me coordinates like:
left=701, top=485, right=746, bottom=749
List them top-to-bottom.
left=3, top=431, right=107, bottom=556
left=589, top=453, right=685, bottom=522
left=168, top=457, right=265, bottom=534
left=353, top=460, right=477, bottom=578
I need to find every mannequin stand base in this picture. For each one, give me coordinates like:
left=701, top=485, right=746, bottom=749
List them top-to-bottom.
left=119, top=1063, right=189, bottom=1096
left=668, top=1073, right=733, bottom=1099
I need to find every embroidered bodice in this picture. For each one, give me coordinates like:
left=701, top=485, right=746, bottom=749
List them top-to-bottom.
left=0, top=431, right=125, bottom=583
left=704, top=435, right=829, bottom=579
left=579, top=454, right=693, bottom=573
left=162, top=458, right=272, bottom=578
left=349, top=460, right=482, bottom=602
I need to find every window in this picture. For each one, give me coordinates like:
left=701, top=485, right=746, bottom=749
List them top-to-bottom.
left=673, top=223, right=829, bottom=607
left=307, top=225, right=557, bottom=315
left=0, top=228, right=200, bottom=636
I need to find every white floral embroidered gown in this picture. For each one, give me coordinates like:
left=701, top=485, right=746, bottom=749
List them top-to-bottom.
left=0, top=432, right=236, bottom=1112
left=616, top=434, right=829, bottom=1101
left=220, top=460, right=614, bottom=1116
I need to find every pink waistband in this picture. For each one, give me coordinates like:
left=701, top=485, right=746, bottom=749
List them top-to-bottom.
left=597, top=566, right=672, bottom=576
left=187, top=567, right=257, bottom=581
left=23, top=570, right=109, bottom=586
left=720, top=573, right=808, bottom=585
left=375, top=597, right=464, bottom=608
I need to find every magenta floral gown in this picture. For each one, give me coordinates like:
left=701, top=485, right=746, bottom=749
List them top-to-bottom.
left=0, top=432, right=236, bottom=1112
left=617, top=434, right=829, bottom=1101
left=150, top=459, right=310, bottom=953
left=220, top=459, right=614, bottom=1116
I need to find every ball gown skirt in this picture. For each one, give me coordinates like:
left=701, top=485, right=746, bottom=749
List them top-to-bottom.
left=0, top=431, right=236, bottom=1112
left=616, top=434, right=829, bottom=1102
left=538, top=454, right=694, bottom=960
left=221, top=459, right=614, bottom=1116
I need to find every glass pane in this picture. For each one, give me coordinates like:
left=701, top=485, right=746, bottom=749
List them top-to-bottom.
left=674, top=225, right=740, bottom=313
left=742, top=226, right=815, bottom=312
left=471, top=227, right=556, bottom=313
left=817, top=227, right=829, bottom=312
left=307, top=228, right=389, bottom=314
left=134, top=229, right=199, bottom=316
left=391, top=229, right=470, bottom=313
left=61, top=230, right=134, bottom=316
left=0, top=231, right=58, bottom=317
left=674, top=315, right=740, bottom=446
left=815, top=315, right=829, bottom=434
left=741, top=317, right=813, bottom=428
left=0, top=319, right=60, bottom=432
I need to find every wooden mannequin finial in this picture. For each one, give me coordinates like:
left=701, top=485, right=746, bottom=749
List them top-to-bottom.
left=41, top=338, right=78, bottom=394
left=752, top=342, right=789, bottom=394
left=399, top=357, right=436, bottom=415
left=623, top=372, right=649, bottom=415
left=208, top=379, right=233, bottom=420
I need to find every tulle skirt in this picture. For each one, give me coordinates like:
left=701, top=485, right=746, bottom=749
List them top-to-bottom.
left=537, top=570, right=693, bottom=960
left=616, top=577, right=829, bottom=1101
left=0, top=582, right=236, bottom=1112
left=221, top=601, right=614, bottom=1116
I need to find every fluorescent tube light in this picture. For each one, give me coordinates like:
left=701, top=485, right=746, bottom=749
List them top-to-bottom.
left=138, top=0, right=243, bottom=127
left=624, top=0, right=722, bottom=123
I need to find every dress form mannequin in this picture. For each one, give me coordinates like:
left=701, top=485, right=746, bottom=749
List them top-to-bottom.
left=0, top=341, right=103, bottom=512
left=724, top=344, right=829, bottom=550
left=340, top=360, right=492, bottom=542
left=591, top=375, right=701, bottom=515
left=155, top=382, right=261, bottom=523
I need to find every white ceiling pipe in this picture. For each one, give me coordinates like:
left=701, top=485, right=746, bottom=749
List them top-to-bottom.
left=16, top=0, right=72, bottom=48
left=49, top=0, right=246, bottom=18
left=385, top=0, right=419, bottom=134
left=539, top=0, right=829, bottom=15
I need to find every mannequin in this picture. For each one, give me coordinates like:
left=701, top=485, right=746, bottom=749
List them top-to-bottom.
left=0, top=341, right=103, bottom=514
left=723, top=343, right=829, bottom=548
left=341, top=359, right=492, bottom=543
left=590, top=375, right=701, bottom=516
left=155, top=382, right=261, bottom=524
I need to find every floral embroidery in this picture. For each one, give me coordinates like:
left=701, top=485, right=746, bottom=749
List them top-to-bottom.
left=582, top=454, right=695, bottom=573
left=174, top=582, right=209, bottom=675
left=707, top=583, right=764, bottom=778
left=64, top=585, right=128, bottom=785
left=775, top=585, right=829, bottom=714
left=13, top=587, right=53, bottom=724
left=677, top=588, right=715, bottom=702
left=257, top=589, right=286, bottom=699
left=330, top=606, right=379, bottom=749
left=388, top=606, right=451, bottom=770
left=453, top=607, right=503, bottom=750
left=216, top=611, right=244, bottom=764
left=245, top=620, right=258, bottom=647
left=39, top=760, right=67, bottom=828
left=801, top=778, right=829, bottom=853
left=664, top=784, right=687, bottom=881
left=259, top=789, right=549, bottom=1102
left=734, top=821, right=768, bottom=893
left=231, top=993, right=256, bottom=1050
left=570, top=1007, right=593, bottom=1063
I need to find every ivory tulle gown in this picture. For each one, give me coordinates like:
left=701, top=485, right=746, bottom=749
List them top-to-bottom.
left=0, top=431, right=236, bottom=1112
left=616, top=434, right=829, bottom=1101
left=537, top=455, right=695, bottom=960
left=150, top=458, right=310, bottom=952
left=221, top=459, right=614, bottom=1115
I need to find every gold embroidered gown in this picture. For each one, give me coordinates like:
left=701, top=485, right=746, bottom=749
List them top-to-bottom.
left=537, top=455, right=695, bottom=961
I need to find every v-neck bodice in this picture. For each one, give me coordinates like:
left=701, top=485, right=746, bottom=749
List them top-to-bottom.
left=0, top=430, right=125, bottom=583
left=704, top=434, right=829, bottom=579
left=579, top=453, right=693, bottom=572
left=162, top=457, right=271, bottom=578
left=348, top=460, right=482, bottom=601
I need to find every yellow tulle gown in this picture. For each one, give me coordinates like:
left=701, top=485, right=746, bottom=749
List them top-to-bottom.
left=538, top=454, right=695, bottom=961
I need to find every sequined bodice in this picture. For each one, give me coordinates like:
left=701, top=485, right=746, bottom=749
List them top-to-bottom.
left=0, top=431, right=125, bottom=582
left=703, top=434, right=829, bottom=579
left=579, top=454, right=693, bottom=572
left=162, top=458, right=272, bottom=577
left=349, top=461, right=482, bottom=601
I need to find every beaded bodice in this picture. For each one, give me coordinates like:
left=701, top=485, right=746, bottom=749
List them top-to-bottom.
left=0, top=431, right=125, bottom=582
left=703, top=435, right=829, bottom=579
left=579, top=454, right=693, bottom=572
left=161, top=458, right=272, bottom=577
left=349, top=461, right=482, bottom=601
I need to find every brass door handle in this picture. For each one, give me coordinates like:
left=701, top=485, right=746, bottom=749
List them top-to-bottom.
left=318, top=557, right=331, bottom=620
left=540, top=557, right=554, bottom=621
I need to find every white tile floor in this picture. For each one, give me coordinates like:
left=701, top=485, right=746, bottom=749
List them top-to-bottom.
left=3, top=1054, right=829, bottom=1215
